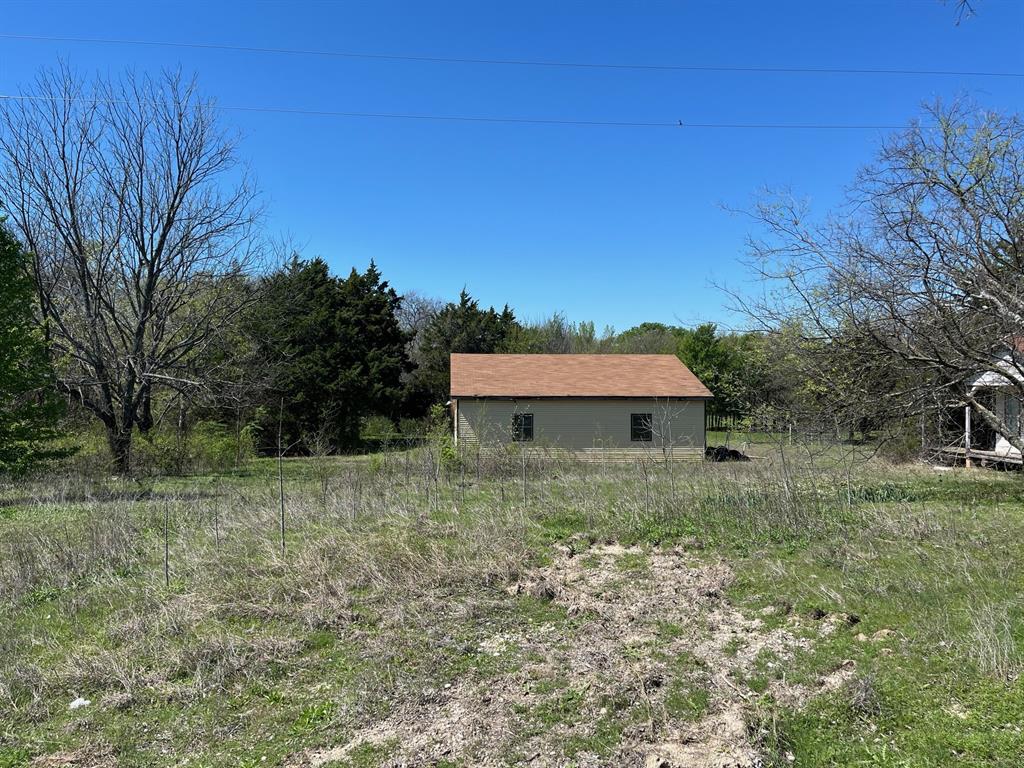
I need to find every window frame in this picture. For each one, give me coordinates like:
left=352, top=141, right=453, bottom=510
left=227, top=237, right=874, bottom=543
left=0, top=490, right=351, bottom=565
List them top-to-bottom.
left=1006, top=393, right=1021, bottom=437
left=512, top=412, right=534, bottom=442
left=630, top=413, right=653, bottom=442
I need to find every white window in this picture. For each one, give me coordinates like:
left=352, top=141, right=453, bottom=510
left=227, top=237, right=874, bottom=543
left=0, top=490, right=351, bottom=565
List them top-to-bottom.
left=1005, top=395, right=1021, bottom=436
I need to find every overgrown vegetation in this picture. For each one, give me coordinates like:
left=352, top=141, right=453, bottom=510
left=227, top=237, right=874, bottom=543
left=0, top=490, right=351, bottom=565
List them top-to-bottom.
left=0, top=60, right=1021, bottom=768
left=7, top=66, right=1007, bottom=476
left=0, top=221, right=64, bottom=475
left=245, top=257, right=409, bottom=453
left=1, top=446, right=1021, bottom=766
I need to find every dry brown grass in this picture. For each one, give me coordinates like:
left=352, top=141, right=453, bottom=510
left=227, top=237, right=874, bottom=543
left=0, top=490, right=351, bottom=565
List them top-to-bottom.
left=1, top=449, right=1021, bottom=766
left=966, top=601, right=1022, bottom=682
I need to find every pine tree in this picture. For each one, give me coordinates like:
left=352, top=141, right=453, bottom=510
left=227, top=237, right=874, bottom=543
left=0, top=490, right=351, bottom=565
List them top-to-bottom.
left=0, top=222, right=64, bottom=473
left=249, top=257, right=409, bottom=451
left=337, top=261, right=408, bottom=419
left=405, top=290, right=520, bottom=411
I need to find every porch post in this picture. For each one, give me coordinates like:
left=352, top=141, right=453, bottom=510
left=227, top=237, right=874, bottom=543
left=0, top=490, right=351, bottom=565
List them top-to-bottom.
left=451, top=398, right=459, bottom=446
left=964, top=403, right=973, bottom=468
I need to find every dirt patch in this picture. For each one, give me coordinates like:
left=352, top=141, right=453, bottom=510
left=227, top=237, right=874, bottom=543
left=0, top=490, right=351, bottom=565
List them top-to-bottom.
left=291, top=544, right=827, bottom=767
left=643, top=703, right=755, bottom=768
left=30, top=746, right=117, bottom=767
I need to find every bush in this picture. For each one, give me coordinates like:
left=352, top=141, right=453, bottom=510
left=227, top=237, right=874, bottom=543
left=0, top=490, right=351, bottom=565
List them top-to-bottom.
left=427, top=403, right=461, bottom=473
left=360, top=414, right=396, bottom=440
left=53, top=417, right=258, bottom=477
left=397, top=417, right=429, bottom=437
left=133, top=421, right=256, bottom=475
left=877, top=421, right=925, bottom=464
left=56, top=422, right=115, bottom=477
left=437, top=433, right=461, bottom=474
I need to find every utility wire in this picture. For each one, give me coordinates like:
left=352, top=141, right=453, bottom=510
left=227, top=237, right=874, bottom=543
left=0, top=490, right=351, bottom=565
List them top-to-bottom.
left=2, top=33, right=1022, bottom=79
left=0, top=94, right=929, bottom=130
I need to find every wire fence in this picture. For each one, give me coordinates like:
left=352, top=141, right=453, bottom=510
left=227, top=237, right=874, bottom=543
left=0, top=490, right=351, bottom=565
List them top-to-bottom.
left=705, top=413, right=746, bottom=432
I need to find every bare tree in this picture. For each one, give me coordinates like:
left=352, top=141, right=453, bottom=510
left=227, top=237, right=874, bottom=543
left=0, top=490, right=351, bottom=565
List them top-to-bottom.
left=950, top=0, right=976, bottom=24
left=0, top=66, right=261, bottom=473
left=740, top=100, right=1024, bottom=454
left=397, top=290, right=444, bottom=368
left=304, top=414, right=337, bottom=509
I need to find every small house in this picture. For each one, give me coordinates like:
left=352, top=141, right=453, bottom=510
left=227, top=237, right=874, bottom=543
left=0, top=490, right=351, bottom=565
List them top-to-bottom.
left=964, top=340, right=1024, bottom=464
left=449, top=353, right=712, bottom=459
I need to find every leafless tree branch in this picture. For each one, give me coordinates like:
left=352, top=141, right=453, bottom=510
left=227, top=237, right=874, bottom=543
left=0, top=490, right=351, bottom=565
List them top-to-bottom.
left=0, top=64, right=263, bottom=472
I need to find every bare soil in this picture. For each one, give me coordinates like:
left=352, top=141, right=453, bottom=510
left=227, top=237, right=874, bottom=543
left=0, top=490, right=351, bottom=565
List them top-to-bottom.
left=292, top=543, right=850, bottom=768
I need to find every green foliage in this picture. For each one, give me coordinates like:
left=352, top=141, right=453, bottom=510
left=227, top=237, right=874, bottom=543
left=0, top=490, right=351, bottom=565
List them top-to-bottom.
left=0, top=221, right=65, bottom=474
left=248, top=257, right=409, bottom=451
left=404, top=290, right=519, bottom=413
left=505, top=313, right=610, bottom=353
left=604, top=321, right=770, bottom=420
left=613, top=321, right=683, bottom=354
left=675, top=323, right=766, bottom=420
left=428, top=403, right=461, bottom=472
left=360, top=414, right=396, bottom=439
left=133, top=420, right=256, bottom=475
left=238, top=421, right=261, bottom=460
left=438, top=439, right=460, bottom=473
left=664, top=677, right=711, bottom=720
left=290, top=701, right=337, bottom=735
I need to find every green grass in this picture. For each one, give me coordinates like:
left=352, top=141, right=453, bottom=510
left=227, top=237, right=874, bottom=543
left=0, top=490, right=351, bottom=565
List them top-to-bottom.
left=1, top=452, right=1022, bottom=766
left=723, top=471, right=1024, bottom=766
left=664, top=652, right=711, bottom=721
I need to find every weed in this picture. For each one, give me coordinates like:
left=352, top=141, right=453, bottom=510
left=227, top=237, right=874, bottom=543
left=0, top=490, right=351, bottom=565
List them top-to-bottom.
left=1, top=452, right=1022, bottom=766
left=967, top=601, right=1022, bottom=681
left=847, top=673, right=882, bottom=718
left=663, top=678, right=711, bottom=721
left=291, top=701, right=338, bottom=735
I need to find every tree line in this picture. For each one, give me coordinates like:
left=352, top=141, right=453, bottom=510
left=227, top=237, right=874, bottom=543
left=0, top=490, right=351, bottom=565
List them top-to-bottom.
left=1, top=66, right=1021, bottom=473
left=0, top=208, right=773, bottom=474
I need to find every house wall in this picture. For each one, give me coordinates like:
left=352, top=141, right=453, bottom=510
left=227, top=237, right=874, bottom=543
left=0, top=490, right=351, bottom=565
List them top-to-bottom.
left=993, top=390, right=1023, bottom=456
left=454, top=398, right=706, bottom=458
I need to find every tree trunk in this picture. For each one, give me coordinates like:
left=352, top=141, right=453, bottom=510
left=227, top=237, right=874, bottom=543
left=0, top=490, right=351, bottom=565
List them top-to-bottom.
left=137, top=385, right=154, bottom=433
left=966, top=393, right=1024, bottom=457
left=108, top=427, right=133, bottom=475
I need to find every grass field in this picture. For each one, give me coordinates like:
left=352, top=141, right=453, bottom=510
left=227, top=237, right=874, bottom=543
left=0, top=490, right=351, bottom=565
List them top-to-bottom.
left=1, top=445, right=1022, bottom=767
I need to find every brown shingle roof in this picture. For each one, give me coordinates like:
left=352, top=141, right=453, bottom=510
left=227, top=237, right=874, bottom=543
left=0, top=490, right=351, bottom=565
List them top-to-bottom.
left=450, top=354, right=712, bottom=399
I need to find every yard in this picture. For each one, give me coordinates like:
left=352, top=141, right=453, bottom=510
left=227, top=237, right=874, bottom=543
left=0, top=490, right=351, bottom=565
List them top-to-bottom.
left=1, top=445, right=1022, bottom=767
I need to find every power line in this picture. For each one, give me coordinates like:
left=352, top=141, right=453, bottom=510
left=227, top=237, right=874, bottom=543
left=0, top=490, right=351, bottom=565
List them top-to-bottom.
left=2, top=32, right=1022, bottom=79
left=0, top=94, right=928, bottom=130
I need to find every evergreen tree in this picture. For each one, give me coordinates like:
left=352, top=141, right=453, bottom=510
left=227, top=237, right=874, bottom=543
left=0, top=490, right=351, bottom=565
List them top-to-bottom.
left=0, top=223, right=64, bottom=473
left=249, top=257, right=409, bottom=451
left=337, top=262, right=408, bottom=418
left=404, top=290, right=520, bottom=412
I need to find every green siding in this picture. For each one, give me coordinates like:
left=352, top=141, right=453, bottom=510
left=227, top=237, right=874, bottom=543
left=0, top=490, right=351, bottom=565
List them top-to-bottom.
left=455, top=398, right=705, bottom=457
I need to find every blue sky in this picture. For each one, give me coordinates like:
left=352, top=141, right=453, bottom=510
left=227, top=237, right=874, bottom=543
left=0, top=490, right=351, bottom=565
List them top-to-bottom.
left=1, top=1, right=1022, bottom=331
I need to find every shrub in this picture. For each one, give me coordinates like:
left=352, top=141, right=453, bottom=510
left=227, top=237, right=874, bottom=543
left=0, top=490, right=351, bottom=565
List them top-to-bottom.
left=427, top=403, right=461, bottom=474
left=361, top=414, right=396, bottom=440
left=398, top=416, right=429, bottom=436
left=132, top=421, right=256, bottom=475
left=877, top=421, right=925, bottom=464
left=190, top=422, right=245, bottom=472
left=437, top=434, right=461, bottom=474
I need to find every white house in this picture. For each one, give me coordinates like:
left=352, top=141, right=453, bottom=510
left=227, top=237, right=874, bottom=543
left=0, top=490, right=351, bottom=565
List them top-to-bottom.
left=966, top=341, right=1024, bottom=460
left=449, top=353, right=713, bottom=459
